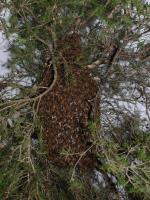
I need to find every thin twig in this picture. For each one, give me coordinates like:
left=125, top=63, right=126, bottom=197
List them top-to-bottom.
left=0, top=65, right=57, bottom=112
left=70, top=143, right=95, bottom=182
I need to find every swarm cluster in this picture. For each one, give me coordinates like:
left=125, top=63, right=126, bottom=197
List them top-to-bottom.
left=38, top=34, right=100, bottom=169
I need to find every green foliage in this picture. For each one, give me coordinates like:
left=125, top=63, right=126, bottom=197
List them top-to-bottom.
left=0, top=0, right=150, bottom=199
left=88, top=118, right=100, bottom=137
left=99, top=127, right=150, bottom=199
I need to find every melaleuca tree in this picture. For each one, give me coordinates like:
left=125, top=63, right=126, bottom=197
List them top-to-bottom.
left=0, top=0, right=150, bottom=199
